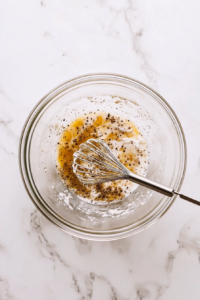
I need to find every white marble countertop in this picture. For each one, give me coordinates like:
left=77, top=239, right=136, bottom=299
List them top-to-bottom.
left=1, top=0, right=200, bottom=299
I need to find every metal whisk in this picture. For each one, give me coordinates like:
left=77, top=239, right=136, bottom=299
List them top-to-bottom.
left=73, top=138, right=200, bottom=206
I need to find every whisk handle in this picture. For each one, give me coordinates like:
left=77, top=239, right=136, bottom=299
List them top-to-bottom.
left=128, top=172, right=174, bottom=197
left=128, top=173, right=200, bottom=206
left=174, top=192, right=200, bottom=206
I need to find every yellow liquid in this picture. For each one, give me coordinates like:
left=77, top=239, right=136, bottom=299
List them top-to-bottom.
left=56, top=112, right=148, bottom=202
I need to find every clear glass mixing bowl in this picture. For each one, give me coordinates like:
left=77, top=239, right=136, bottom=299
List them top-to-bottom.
left=19, top=74, right=186, bottom=241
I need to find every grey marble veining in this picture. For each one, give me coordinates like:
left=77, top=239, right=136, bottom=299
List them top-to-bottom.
left=0, top=0, right=200, bottom=299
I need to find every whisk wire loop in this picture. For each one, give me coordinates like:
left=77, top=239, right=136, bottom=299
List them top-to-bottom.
left=72, top=138, right=200, bottom=207
left=72, top=138, right=129, bottom=185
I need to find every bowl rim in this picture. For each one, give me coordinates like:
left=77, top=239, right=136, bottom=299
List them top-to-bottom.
left=19, top=73, right=187, bottom=241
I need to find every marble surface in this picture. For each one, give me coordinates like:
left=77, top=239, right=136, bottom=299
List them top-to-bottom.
left=1, top=0, right=200, bottom=299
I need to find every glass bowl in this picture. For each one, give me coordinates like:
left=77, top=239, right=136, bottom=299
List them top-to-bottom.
left=19, top=74, right=186, bottom=241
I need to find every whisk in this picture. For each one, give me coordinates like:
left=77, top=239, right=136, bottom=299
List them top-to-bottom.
left=72, top=138, right=200, bottom=206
